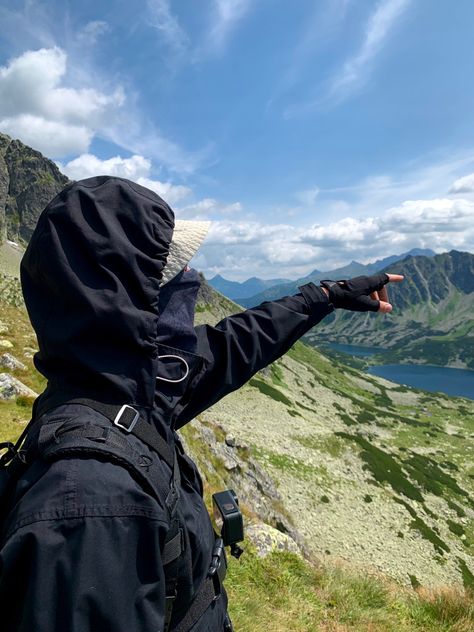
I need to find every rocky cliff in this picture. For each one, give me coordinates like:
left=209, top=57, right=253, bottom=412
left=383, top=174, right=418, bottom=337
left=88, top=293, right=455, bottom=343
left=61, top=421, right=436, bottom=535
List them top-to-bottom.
left=0, top=132, right=69, bottom=243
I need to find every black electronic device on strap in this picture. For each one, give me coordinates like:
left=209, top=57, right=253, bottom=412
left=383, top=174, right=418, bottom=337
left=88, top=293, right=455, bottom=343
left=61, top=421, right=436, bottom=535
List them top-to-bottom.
left=212, top=489, right=244, bottom=559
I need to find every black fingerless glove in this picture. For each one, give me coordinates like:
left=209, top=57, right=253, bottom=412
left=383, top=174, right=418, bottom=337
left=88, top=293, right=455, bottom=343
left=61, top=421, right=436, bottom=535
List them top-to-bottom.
left=320, top=273, right=389, bottom=312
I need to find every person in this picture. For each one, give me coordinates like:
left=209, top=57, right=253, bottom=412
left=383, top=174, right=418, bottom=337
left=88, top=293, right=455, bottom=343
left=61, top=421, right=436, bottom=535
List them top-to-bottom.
left=0, top=176, right=403, bottom=631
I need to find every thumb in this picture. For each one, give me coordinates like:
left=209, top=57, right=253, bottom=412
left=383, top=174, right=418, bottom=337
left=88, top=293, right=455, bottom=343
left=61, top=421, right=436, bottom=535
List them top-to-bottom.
left=357, top=295, right=380, bottom=312
left=378, top=301, right=393, bottom=313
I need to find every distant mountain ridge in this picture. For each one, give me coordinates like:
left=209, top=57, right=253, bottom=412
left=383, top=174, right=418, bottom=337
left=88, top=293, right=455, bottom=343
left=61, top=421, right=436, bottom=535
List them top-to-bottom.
left=236, top=248, right=435, bottom=306
left=208, top=274, right=291, bottom=299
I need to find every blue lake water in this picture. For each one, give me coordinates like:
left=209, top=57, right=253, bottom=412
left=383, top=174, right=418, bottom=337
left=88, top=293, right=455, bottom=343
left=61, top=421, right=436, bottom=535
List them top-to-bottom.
left=325, top=343, right=474, bottom=400
left=367, top=364, right=474, bottom=400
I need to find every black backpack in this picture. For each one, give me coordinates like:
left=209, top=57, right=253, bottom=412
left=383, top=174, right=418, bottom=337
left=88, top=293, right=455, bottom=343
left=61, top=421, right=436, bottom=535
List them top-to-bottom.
left=0, top=398, right=229, bottom=632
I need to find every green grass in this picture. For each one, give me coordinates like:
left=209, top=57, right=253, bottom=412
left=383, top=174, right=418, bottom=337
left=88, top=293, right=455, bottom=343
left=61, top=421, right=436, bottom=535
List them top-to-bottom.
left=249, top=377, right=293, bottom=407
left=337, top=432, right=424, bottom=502
left=292, top=433, right=346, bottom=459
left=251, top=445, right=329, bottom=482
left=226, top=549, right=474, bottom=631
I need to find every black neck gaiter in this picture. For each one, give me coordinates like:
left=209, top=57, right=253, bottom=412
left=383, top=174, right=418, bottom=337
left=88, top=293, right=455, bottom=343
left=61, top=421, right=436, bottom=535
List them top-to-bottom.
left=156, top=268, right=201, bottom=352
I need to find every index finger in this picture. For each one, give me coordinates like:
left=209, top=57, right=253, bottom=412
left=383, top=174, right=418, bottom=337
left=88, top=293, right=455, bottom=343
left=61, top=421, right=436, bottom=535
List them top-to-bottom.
left=386, top=274, right=404, bottom=282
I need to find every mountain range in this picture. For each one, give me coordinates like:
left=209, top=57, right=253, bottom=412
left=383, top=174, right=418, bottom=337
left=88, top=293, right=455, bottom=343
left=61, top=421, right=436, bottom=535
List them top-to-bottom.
left=227, top=248, right=436, bottom=306
left=208, top=274, right=292, bottom=299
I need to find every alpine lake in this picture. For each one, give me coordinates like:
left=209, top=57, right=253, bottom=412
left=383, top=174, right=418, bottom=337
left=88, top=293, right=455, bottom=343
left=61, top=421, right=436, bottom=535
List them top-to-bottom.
left=325, top=343, right=474, bottom=400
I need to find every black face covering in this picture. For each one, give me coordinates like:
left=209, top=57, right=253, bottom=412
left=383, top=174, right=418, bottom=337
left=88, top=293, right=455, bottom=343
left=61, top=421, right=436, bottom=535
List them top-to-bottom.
left=156, top=268, right=201, bottom=352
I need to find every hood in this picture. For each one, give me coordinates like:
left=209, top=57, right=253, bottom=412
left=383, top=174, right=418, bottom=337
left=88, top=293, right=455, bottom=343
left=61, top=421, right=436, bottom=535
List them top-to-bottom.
left=20, top=176, right=174, bottom=417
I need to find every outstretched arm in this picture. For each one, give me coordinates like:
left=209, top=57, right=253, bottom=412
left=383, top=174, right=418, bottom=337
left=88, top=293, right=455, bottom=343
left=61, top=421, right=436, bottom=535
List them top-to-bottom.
left=175, top=273, right=404, bottom=427
left=175, top=283, right=332, bottom=427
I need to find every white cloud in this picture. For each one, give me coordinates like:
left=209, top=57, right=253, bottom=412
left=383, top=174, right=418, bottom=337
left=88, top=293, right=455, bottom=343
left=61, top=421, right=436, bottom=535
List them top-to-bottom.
left=146, top=0, right=189, bottom=56
left=195, top=0, right=252, bottom=58
left=286, top=0, right=412, bottom=116
left=329, top=0, right=411, bottom=100
left=77, top=21, right=110, bottom=47
left=0, top=47, right=207, bottom=173
left=0, top=48, right=123, bottom=157
left=1, top=114, right=92, bottom=156
left=60, top=153, right=192, bottom=205
left=61, top=153, right=152, bottom=180
left=449, top=172, right=474, bottom=195
left=138, top=178, right=192, bottom=205
left=295, top=187, right=320, bottom=207
left=196, top=196, right=474, bottom=280
left=177, top=198, right=242, bottom=220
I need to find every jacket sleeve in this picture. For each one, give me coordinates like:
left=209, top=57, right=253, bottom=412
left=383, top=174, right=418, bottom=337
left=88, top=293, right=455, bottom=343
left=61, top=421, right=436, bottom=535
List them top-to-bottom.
left=176, top=283, right=333, bottom=426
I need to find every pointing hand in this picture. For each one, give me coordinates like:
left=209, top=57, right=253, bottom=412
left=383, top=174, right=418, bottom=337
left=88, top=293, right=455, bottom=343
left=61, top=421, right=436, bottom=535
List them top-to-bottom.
left=320, top=273, right=404, bottom=313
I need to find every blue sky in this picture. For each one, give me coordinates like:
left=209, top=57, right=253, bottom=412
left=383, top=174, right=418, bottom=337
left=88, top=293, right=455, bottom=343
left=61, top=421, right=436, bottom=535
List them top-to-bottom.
left=1, top=0, right=474, bottom=280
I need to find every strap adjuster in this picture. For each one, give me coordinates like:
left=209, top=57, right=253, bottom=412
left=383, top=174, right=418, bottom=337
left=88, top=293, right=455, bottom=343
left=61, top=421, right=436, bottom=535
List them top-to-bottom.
left=114, top=405, right=139, bottom=433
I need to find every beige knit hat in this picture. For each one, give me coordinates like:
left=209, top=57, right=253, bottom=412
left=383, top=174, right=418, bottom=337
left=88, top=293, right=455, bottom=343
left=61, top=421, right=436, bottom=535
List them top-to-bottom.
left=161, top=219, right=211, bottom=284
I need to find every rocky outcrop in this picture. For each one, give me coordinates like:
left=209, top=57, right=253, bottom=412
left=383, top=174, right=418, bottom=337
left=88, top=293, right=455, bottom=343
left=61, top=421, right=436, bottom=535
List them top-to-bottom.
left=0, top=132, right=69, bottom=243
left=0, top=353, right=26, bottom=371
left=0, top=373, right=37, bottom=399
left=181, top=417, right=310, bottom=558
left=245, top=522, right=302, bottom=558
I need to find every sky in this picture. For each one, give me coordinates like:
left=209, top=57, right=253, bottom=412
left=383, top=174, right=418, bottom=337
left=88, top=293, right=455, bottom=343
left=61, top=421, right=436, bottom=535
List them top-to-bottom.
left=1, top=0, right=474, bottom=280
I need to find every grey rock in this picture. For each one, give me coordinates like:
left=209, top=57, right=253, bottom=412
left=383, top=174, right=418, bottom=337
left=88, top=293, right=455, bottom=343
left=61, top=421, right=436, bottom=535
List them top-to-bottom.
left=0, top=353, right=26, bottom=370
left=0, top=372, right=37, bottom=399
left=225, top=434, right=236, bottom=448
left=245, top=522, right=302, bottom=558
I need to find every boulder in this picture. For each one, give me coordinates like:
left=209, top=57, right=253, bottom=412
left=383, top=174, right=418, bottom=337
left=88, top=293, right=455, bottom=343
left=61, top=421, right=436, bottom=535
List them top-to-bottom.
left=0, top=353, right=26, bottom=370
left=0, top=373, right=37, bottom=400
left=245, top=522, right=302, bottom=558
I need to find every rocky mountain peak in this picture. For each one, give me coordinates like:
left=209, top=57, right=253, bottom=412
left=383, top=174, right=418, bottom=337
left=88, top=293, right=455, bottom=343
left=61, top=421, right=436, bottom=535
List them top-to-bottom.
left=0, top=132, right=70, bottom=244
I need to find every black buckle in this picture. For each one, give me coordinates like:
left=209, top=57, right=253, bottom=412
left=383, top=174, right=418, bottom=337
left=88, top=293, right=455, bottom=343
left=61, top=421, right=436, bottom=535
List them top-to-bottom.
left=113, top=405, right=139, bottom=433
left=0, top=442, right=18, bottom=466
left=208, top=538, right=227, bottom=598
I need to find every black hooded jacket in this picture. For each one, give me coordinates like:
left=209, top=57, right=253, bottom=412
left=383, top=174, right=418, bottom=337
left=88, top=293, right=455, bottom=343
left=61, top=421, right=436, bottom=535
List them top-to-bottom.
left=0, top=177, right=333, bottom=631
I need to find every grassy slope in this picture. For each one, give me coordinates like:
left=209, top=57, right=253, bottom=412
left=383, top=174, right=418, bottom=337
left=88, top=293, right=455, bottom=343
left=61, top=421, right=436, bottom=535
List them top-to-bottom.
left=1, top=282, right=473, bottom=630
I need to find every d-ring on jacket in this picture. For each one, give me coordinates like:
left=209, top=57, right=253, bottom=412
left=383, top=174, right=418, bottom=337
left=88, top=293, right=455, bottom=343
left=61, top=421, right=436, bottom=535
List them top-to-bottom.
left=0, top=177, right=333, bottom=631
